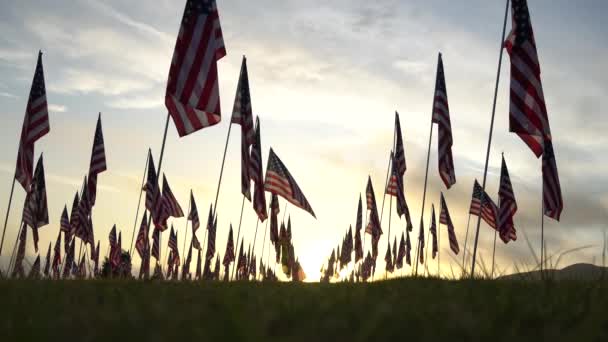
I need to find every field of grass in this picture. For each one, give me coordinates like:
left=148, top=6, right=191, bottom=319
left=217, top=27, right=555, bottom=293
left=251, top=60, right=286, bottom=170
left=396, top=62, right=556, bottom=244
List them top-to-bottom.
left=1, top=278, right=607, bottom=341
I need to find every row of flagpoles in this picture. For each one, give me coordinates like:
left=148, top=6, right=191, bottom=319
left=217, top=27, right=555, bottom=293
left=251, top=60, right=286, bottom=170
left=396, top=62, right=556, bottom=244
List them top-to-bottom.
left=0, top=0, right=562, bottom=281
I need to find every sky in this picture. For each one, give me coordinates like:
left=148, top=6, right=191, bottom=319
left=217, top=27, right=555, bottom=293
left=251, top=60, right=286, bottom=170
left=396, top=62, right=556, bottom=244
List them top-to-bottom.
left=0, top=0, right=606, bottom=281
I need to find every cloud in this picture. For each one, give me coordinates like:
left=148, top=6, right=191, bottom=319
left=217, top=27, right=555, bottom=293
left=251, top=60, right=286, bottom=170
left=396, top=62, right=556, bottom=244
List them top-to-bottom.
left=0, top=91, right=18, bottom=99
left=106, top=94, right=163, bottom=110
left=48, top=104, right=66, bottom=113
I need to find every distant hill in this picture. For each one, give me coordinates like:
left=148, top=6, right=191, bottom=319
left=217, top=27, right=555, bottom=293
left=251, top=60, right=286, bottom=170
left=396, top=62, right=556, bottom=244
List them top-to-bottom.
left=500, top=263, right=608, bottom=281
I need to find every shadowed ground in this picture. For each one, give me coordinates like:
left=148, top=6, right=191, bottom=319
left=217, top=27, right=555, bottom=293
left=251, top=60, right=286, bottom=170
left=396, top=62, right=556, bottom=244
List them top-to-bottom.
left=0, top=278, right=607, bottom=341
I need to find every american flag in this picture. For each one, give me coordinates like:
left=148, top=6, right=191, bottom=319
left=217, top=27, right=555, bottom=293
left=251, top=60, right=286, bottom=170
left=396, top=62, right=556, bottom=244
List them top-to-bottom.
left=165, top=0, right=226, bottom=137
left=505, top=0, right=551, bottom=157
left=16, top=51, right=50, bottom=192
left=431, top=53, right=456, bottom=189
left=232, top=56, right=255, bottom=145
left=394, top=112, right=407, bottom=177
left=386, top=113, right=407, bottom=196
left=87, top=114, right=107, bottom=207
left=250, top=118, right=268, bottom=221
left=240, top=130, right=252, bottom=201
left=543, top=141, right=563, bottom=221
left=264, top=148, right=315, bottom=217
left=143, top=150, right=163, bottom=229
left=386, top=152, right=413, bottom=231
left=22, top=154, right=48, bottom=252
left=499, top=155, right=518, bottom=242
left=161, top=174, right=184, bottom=220
left=76, top=177, right=92, bottom=245
left=365, top=177, right=382, bottom=239
left=470, top=180, right=500, bottom=230
left=188, top=190, right=200, bottom=233
left=69, top=192, right=79, bottom=237
left=269, top=193, right=280, bottom=246
left=440, top=193, right=459, bottom=254
left=356, top=194, right=362, bottom=233
left=354, top=196, right=364, bottom=262
left=429, top=204, right=438, bottom=259
left=60, top=205, right=70, bottom=233
left=206, top=211, right=217, bottom=259
left=135, top=212, right=150, bottom=259
left=86, top=215, right=95, bottom=247
left=418, top=221, right=425, bottom=265
left=108, top=224, right=117, bottom=248
left=223, top=224, right=235, bottom=266
left=168, top=225, right=179, bottom=253
left=13, top=226, right=27, bottom=278
left=151, top=228, right=160, bottom=261
left=52, top=231, right=61, bottom=277
left=111, top=231, right=122, bottom=267
left=396, top=232, right=406, bottom=269
left=192, top=233, right=201, bottom=250
left=392, top=236, right=397, bottom=268
left=62, top=239, right=75, bottom=279
left=93, top=240, right=100, bottom=275
left=384, top=241, right=393, bottom=273
left=43, top=242, right=51, bottom=277
left=182, top=243, right=193, bottom=279
left=195, top=248, right=202, bottom=280
left=29, top=255, right=41, bottom=279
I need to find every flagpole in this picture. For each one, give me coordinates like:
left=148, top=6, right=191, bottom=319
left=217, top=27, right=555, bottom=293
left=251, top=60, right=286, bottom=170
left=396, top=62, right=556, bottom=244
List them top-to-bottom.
left=470, top=0, right=510, bottom=278
left=415, top=86, right=437, bottom=277
left=212, top=123, right=233, bottom=219
left=129, top=151, right=150, bottom=257
left=379, top=153, right=393, bottom=226
left=0, top=178, right=17, bottom=262
left=540, top=189, right=545, bottom=278
left=182, top=195, right=191, bottom=258
left=231, top=195, right=246, bottom=280
left=386, top=195, right=392, bottom=280
left=437, top=199, right=441, bottom=278
left=461, top=213, right=472, bottom=275
left=259, top=218, right=269, bottom=280
left=251, top=219, right=260, bottom=261
left=7, top=221, right=24, bottom=275
left=424, top=226, right=431, bottom=276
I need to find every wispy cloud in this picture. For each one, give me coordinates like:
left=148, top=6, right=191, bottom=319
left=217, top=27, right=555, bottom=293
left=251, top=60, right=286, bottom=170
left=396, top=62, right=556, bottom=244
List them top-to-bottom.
left=0, top=91, right=18, bottom=99
left=106, top=94, right=163, bottom=110
left=48, top=104, right=66, bottom=113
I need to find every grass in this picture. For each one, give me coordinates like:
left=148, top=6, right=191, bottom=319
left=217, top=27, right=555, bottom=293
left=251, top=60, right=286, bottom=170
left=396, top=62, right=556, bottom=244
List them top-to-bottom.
left=1, top=278, right=607, bottom=341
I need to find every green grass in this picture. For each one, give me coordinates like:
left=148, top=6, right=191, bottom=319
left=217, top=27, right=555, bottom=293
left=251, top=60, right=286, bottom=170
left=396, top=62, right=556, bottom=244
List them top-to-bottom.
left=1, top=279, right=607, bottom=341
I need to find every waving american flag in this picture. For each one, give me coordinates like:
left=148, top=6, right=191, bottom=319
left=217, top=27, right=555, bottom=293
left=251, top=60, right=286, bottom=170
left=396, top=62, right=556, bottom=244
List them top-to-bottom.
left=165, top=0, right=226, bottom=137
left=264, top=148, right=315, bottom=218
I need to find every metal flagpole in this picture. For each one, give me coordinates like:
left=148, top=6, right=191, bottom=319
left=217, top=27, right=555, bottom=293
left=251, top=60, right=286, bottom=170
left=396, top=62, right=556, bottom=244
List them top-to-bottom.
left=470, top=0, right=510, bottom=278
left=414, top=73, right=438, bottom=277
left=144, top=113, right=172, bottom=272
left=212, top=122, right=233, bottom=219
left=129, top=152, right=149, bottom=257
left=379, top=152, right=393, bottom=227
left=0, top=178, right=17, bottom=261
left=540, top=188, right=545, bottom=278
left=182, top=195, right=191, bottom=258
left=231, top=195, right=246, bottom=280
left=386, top=195, right=392, bottom=280
left=437, top=199, right=441, bottom=278
left=491, top=199, right=501, bottom=279
left=462, top=213, right=472, bottom=275
left=259, top=218, right=269, bottom=280
left=251, top=219, right=260, bottom=260
left=7, top=221, right=24, bottom=275
left=424, top=226, right=431, bottom=276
